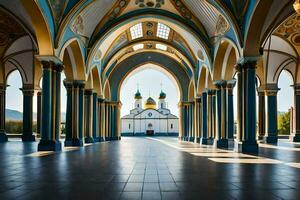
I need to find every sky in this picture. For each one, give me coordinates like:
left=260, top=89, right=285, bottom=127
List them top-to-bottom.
left=120, top=64, right=179, bottom=117
left=6, top=68, right=294, bottom=119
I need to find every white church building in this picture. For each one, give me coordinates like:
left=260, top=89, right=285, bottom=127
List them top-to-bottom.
left=121, top=90, right=179, bottom=136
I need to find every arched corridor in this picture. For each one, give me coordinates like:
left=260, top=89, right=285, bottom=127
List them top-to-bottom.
left=1, top=0, right=300, bottom=199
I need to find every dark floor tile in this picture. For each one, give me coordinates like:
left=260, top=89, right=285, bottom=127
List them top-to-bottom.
left=124, top=183, right=144, bottom=192
left=143, top=183, right=160, bottom=191
left=120, top=192, right=142, bottom=200
left=142, top=192, right=161, bottom=200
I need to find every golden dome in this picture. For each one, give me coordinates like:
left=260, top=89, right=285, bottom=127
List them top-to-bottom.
left=145, top=97, right=156, bottom=109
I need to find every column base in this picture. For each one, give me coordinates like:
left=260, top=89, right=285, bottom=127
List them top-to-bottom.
left=0, top=132, right=8, bottom=142
left=22, top=134, right=36, bottom=142
left=293, top=134, right=300, bottom=142
left=258, top=135, right=265, bottom=140
left=263, top=135, right=278, bottom=144
left=110, top=136, right=121, bottom=141
left=178, top=136, right=183, bottom=141
left=85, top=137, right=94, bottom=144
left=92, top=137, right=99, bottom=143
left=196, top=137, right=201, bottom=143
left=64, top=138, right=84, bottom=147
left=201, top=138, right=214, bottom=145
left=217, top=139, right=234, bottom=149
left=38, top=140, right=62, bottom=151
left=237, top=141, right=258, bottom=154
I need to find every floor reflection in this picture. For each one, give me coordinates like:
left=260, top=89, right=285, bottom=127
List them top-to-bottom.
left=0, top=137, right=300, bottom=199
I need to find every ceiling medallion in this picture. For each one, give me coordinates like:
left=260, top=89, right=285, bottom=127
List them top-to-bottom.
left=135, top=0, right=165, bottom=8
left=171, top=0, right=192, bottom=19
left=294, top=0, right=300, bottom=14
left=275, top=14, right=300, bottom=39
left=72, top=15, right=84, bottom=35
left=215, top=15, right=229, bottom=36
left=292, top=33, right=300, bottom=46
left=146, top=43, right=153, bottom=48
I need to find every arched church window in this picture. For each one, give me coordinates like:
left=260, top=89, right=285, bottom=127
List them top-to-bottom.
left=129, top=124, right=131, bottom=129
left=171, top=124, right=173, bottom=129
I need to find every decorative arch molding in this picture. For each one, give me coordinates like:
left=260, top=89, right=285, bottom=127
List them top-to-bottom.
left=20, top=0, right=54, bottom=55
left=89, top=9, right=210, bottom=48
left=87, top=14, right=212, bottom=71
left=59, top=38, right=86, bottom=81
left=212, top=38, right=239, bottom=81
left=101, top=42, right=195, bottom=78
left=105, top=52, right=190, bottom=102
left=273, top=58, right=296, bottom=84
left=5, top=59, right=27, bottom=86
left=197, top=66, right=209, bottom=95
left=188, top=80, right=196, bottom=101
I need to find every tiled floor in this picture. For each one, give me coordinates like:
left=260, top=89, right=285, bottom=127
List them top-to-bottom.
left=1, top=137, right=300, bottom=199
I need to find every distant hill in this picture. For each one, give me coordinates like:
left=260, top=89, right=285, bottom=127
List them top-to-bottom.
left=5, top=109, right=66, bottom=122
left=6, top=109, right=23, bottom=121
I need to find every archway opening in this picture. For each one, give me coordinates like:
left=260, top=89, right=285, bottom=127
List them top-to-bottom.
left=120, top=63, right=180, bottom=136
left=5, top=70, right=23, bottom=137
left=277, top=70, right=294, bottom=135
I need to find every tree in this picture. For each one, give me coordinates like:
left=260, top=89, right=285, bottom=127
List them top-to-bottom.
left=278, top=112, right=290, bottom=135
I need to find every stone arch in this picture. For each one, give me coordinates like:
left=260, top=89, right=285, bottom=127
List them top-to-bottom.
left=21, top=1, right=54, bottom=55
left=87, top=14, right=211, bottom=71
left=59, top=38, right=86, bottom=81
left=213, top=38, right=240, bottom=81
left=106, top=52, right=190, bottom=102
left=197, top=66, right=207, bottom=94
left=91, top=67, right=102, bottom=96
left=85, top=72, right=93, bottom=90
left=188, top=80, right=195, bottom=101
left=103, top=81, right=111, bottom=100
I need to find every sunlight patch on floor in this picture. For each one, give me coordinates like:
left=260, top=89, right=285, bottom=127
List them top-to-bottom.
left=150, top=137, right=300, bottom=168
left=259, top=143, right=300, bottom=152
left=27, top=151, right=55, bottom=157
left=208, top=157, right=283, bottom=164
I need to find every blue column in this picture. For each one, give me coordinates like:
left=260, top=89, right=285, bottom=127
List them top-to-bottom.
left=237, top=60, right=259, bottom=154
left=38, top=61, right=62, bottom=151
left=38, top=61, right=53, bottom=151
left=53, top=65, right=63, bottom=146
left=65, top=80, right=85, bottom=147
left=226, top=80, right=236, bottom=148
left=64, top=81, right=73, bottom=146
left=78, top=81, right=85, bottom=145
left=217, top=81, right=229, bottom=148
left=214, top=82, right=222, bottom=141
left=0, top=84, right=7, bottom=142
left=264, top=85, right=279, bottom=144
left=294, top=85, right=300, bottom=142
left=21, top=88, right=35, bottom=142
left=84, top=89, right=94, bottom=143
left=206, top=90, right=214, bottom=145
left=211, top=90, right=216, bottom=140
left=257, top=90, right=265, bottom=140
left=36, top=91, right=42, bottom=138
left=201, top=92, right=209, bottom=144
left=92, top=93, right=99, bottom=142
left=98, top=98, right=105, bottom=142
left=196, top=98, right=202, bottom=143
left=189, top=103, right=195, bottom=142
left=184, top=105, right=188, bottom=141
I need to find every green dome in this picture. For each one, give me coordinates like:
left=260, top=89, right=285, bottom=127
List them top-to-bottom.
left=135, top=89, right=142, bottom=99
left=159, top=90, right=166, bottom=99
